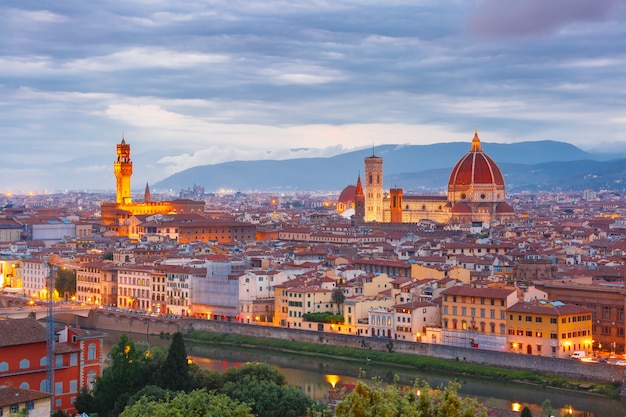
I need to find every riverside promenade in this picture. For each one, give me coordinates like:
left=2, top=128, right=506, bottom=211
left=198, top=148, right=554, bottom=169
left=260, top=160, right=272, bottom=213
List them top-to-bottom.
left=70, top=309, right=625, bottom=388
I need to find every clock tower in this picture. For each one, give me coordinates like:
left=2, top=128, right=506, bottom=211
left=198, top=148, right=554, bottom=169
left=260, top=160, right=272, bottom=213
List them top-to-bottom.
left=114, top=137, right=133, bottom=205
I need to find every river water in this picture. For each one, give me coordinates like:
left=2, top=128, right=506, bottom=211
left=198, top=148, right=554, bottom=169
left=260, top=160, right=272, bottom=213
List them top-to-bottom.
left=102, top=330, right=626, bottom=417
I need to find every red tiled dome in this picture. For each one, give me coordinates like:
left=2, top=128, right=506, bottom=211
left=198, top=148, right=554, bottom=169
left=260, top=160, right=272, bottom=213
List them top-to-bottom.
left=448, top=132, right=504, bottom=188
left=338, top=185, right=356, bottom=204
left=496, top=202, right=515, bottom=213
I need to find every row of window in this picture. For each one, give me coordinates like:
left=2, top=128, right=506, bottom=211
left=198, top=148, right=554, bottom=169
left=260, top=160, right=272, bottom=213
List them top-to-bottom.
left=444, top=295, right=505, bottom=306
left=444, top=306, right=504, bottom=320
left=0, top=346, right=96, bottom=373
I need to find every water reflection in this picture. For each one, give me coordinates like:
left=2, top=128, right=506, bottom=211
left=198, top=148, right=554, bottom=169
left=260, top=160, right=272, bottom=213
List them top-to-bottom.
left=103, top=330, right=626, bottom=417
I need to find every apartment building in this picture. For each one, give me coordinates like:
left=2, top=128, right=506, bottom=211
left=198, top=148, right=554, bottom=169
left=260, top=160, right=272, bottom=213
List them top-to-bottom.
left=441, top=286, right=518, bottom=351
left=506, top=300, right=593, bottom=358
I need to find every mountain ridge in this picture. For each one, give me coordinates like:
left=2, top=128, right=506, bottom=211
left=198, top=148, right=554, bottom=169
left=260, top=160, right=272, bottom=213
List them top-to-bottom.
left=152, top=140, right=624, bottom=193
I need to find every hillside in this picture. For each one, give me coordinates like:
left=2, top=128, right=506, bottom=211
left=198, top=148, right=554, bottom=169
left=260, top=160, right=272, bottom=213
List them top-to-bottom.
left=152, top=140, right=622, bottom=193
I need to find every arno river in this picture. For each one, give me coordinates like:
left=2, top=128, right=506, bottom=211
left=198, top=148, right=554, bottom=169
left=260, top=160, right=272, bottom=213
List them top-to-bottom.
left=102, top=330, right=626, bottom=417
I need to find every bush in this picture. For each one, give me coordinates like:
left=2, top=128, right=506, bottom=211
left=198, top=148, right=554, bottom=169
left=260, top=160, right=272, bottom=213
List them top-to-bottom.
left=301, top=312, right=344, bottom=324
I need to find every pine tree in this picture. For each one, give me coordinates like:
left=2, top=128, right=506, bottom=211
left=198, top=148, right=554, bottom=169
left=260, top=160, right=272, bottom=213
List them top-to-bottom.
left=159, top=332, right=191, bottom=391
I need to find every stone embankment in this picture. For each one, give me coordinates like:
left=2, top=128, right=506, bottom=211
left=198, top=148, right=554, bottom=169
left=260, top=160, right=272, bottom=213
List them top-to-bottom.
left=73, top=309, right=625, bottom=387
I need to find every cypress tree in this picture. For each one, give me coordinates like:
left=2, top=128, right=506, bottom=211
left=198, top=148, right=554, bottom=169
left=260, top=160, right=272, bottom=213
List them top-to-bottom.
left=159, top=332, right=191, bottom=391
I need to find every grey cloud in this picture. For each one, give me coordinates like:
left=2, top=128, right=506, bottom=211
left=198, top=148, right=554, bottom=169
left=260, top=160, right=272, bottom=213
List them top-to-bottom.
left=467, top=0, right=622, bottom=38
left=0, top=1, right=625, bottom=191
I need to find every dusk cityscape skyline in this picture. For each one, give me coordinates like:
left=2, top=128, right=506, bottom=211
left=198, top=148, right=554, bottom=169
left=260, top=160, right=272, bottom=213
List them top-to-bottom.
left=2, top=1, right=626, bottom=192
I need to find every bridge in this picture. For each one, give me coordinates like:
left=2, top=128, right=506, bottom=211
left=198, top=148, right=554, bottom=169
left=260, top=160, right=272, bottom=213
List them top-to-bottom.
left=0, top=305, right=93, bottom=320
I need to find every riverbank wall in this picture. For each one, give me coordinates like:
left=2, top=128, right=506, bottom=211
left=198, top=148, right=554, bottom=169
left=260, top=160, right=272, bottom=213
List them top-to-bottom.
left=72, top=310, right=624, bottom=385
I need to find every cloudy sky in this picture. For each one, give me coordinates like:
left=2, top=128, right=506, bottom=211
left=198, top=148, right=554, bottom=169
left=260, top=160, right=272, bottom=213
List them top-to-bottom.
left=1, top=0, right=625, bottom=192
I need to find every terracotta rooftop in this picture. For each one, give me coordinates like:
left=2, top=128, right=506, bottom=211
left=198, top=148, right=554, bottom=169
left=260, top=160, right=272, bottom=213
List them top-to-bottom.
left=0, top=318, right=47, bottom=347
left=0, top=387, right=52, bottom=406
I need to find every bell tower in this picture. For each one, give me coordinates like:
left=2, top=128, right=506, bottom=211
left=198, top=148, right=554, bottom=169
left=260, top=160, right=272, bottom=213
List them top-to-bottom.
left=114, top=137, right=133, bottom=205
left=364, top=152, right=383, bottom=223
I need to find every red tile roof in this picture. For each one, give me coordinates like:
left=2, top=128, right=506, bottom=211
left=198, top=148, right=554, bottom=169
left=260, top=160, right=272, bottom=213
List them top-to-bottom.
left=0, top=318, right=47, bottom=347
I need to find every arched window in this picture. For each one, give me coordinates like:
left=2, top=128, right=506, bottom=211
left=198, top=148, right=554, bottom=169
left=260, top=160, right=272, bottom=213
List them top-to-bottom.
left=40, top=357, right=47, bottom=367
left=19, top=359, right=30, bottom=369
left=0, top=362, right=8, bottom=372
left=87, top=370, right=97, bottom=389
left=20, top=382, right=30, bottom=389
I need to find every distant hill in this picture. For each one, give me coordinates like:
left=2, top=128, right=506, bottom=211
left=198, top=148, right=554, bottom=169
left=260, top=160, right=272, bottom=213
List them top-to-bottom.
left=153, top=140, right=624, bottom=193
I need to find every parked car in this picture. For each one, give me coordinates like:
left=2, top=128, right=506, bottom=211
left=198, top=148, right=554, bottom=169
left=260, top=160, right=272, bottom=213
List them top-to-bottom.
left=599, top=358, right=608, bottom=363
left=614, top=360, right=626, bottom=366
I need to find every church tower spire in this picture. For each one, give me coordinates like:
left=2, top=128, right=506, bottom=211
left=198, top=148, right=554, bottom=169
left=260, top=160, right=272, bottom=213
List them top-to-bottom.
left=114, top=136, right=133, bottom=205
left=354, top=173, right=365, bottom=223
left=144, top=182, right=151, bottom=203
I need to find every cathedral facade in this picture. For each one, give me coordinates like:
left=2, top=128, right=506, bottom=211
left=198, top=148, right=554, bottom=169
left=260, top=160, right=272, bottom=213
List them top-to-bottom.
left=339, top=132, right=515, bottom=226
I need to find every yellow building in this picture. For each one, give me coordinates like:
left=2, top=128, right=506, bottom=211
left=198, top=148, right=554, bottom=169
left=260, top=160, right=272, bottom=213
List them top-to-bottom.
left=0, top=260, right=22, bottom=293
left=285, top=285, right=334, bottom=328
left=441, top=286, right=518, bottom=351
left=506, top=300, right=593, bottom=358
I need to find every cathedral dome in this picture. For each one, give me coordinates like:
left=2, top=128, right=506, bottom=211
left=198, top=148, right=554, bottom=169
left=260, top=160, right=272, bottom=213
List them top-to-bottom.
left=448, top=132, right=504, bottom=190
left=337, top=185, right=356, bottom=214
left=338, top=185, right=356, bottom=205
left=496, top=201, right=515, bottom=213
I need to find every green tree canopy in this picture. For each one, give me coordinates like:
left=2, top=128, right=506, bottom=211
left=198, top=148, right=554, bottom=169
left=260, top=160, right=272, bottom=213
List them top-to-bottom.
left=55, top=269, right=76, bottom=298
left=331, top=288, right=345, bottom=314
left=159, top=332, right=191, bottom=391
left=93, top=334, right=146, bottom=417
left=220, top=362, right=287, bottom=390
left=323, top=379, right=488, bottom=417
left=226, top=381, right=314, bottom=417
left=119, top=389, right=253, bottom=417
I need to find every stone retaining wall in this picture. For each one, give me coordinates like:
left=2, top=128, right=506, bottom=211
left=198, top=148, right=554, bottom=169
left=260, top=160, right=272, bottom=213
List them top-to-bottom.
left=77, top=310, right=624, bottom=386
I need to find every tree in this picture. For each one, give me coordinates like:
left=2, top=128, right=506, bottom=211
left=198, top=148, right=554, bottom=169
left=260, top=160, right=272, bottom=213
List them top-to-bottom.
left=103, top=252, right=114, bottom=260
left=55, top=269, right=76, bottom=298
left=331, top=288, right=345, bottom=314
left=158, top=332, right=191, bottom=391
left=93, top=334, right=145, bottom=417
left=220, top=362, right=287, bottom=389
left=190, top=366, right=223, bottom=391
left=317, top=378, right=488, bottom=417
left=226, top=381, right=314, bottom=417
left=126, top=385, right=173, bottom=408
left=74, top=386, right=97, bottom=415
left=119, top=389, right=253, bottom=417
left=541, top=399, right=555, bottom=417
left=521, top=406, right=533, bottom=417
